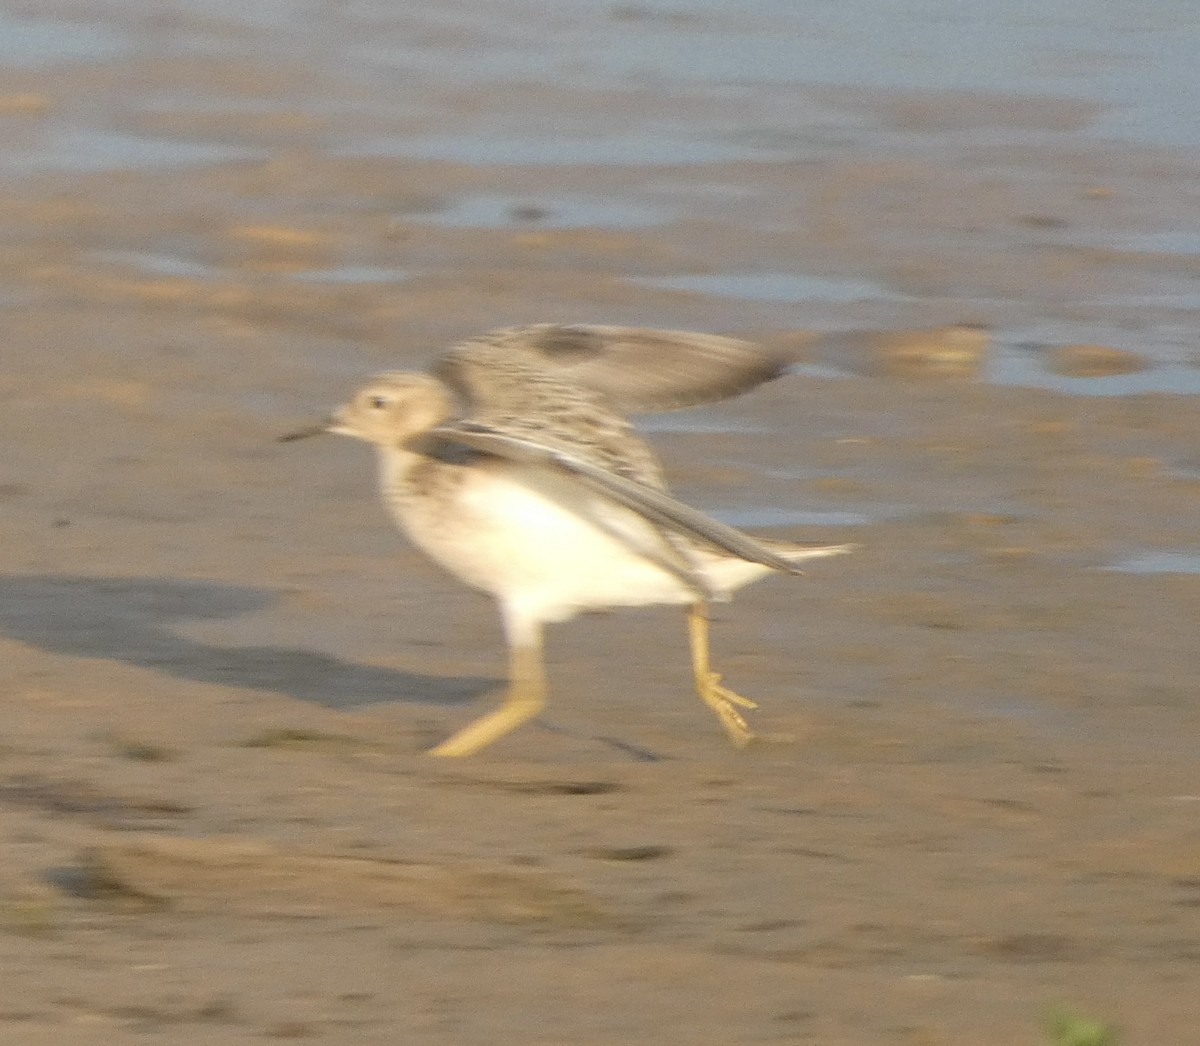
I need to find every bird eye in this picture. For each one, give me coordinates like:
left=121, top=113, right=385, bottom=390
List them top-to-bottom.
left=369, top=395, right=389, bottom=409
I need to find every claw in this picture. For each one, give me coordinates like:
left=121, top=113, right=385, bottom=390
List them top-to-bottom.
left=707, top=672, right=758, bottom=709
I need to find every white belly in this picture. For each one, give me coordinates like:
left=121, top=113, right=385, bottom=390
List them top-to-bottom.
left=385, top=457, right=699, bottom=624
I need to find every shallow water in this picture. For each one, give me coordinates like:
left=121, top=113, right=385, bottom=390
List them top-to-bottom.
left=3, top=0, right=1198, bottom=391
left=340, top=1, right=1200, bottom=147
left=8, top=3, right=1198, bottom=152
left=0, top=11, right=130, bottom=69
left=4, top=129, right=270, bottom=174
left=342, top=133, right=785, bottom=167
left=414, top=194, right=670, bottom=231
left=1070, top=230, right=1200, bottom=256
left=93, top=250, right=221, bottom=279
left=292, top=266, right=411, bottom=285
left=630, top=273, right=900, bottom=305
left=989, top=344, right=1200, bottom=397
left=711, top=505, right=874, bottom=528
left=1107, top=551, right=1200, bottom=575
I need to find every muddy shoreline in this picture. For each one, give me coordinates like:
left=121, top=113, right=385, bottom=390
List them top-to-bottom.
left=2, top=5, right=1199, bottom=1043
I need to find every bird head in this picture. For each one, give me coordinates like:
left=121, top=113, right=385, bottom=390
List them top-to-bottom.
left=280, top=372, right=454, bottom=448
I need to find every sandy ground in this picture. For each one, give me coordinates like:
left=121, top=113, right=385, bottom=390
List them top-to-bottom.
left=2, top=6, right=1200, bottom=1043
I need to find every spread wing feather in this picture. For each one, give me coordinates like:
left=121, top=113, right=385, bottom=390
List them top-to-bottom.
left=433, top=324, right=790, bottom=415
left=427, top=421, right=803, bottom=574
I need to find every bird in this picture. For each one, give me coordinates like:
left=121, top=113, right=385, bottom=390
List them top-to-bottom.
left=281, top=324, right=853, bottom=756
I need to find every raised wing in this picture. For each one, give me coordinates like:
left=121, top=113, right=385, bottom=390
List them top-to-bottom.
left=433, top=324, right=790, bottom=415
left=426, top=421, right=805, bottom=574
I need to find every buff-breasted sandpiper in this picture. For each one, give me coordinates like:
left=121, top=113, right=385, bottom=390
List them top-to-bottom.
left=282, top=324, right=853, bottom=756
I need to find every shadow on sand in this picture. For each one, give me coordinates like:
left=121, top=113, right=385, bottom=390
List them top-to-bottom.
left=0, top=574, right=495, bottom=709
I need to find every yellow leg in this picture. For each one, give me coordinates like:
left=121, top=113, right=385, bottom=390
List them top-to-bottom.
left=688, top=602, right=757, bottom=748
left=428, top=638, right=547, bottom=757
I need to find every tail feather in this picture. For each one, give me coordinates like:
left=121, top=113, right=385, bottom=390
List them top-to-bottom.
left=757, top=538, right=858, bottom=566
left=697, top=539, right=856, bottom=597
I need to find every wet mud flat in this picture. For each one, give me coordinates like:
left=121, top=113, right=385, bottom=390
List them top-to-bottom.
left=3, top=4, right=1200, bottom=1044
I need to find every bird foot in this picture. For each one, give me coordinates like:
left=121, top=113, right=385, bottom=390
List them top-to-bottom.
left=698, top=671, right=757, bottom=747
left=706, top=672, right=757, bottom=709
